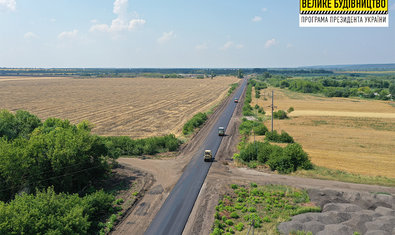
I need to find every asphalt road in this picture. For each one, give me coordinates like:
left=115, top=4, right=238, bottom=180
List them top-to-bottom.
left=144, top=78, right=248, bottom=235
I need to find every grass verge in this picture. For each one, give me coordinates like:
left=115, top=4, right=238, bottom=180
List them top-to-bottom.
left=228, top=83, right=239, bottom=96
left=292, top=165, right=395, bottom=187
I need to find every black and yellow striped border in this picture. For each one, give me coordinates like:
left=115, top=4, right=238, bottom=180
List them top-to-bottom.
left=300, top=10, right=388, bottom=14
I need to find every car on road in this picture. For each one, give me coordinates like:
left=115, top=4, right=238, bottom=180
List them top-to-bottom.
left=234, top=98, right=238, bottom=103
left=218, top=127, right=225, bottom=136
left=204, top=150, right=213, bottom=162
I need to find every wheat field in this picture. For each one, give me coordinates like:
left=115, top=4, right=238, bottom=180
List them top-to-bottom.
left=0, top=76, right=239, bottom=138
left=252, top=88, right=395, bottom=178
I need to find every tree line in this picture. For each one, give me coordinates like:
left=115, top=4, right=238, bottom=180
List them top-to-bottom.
left=257, top=74, right=395, bottom=100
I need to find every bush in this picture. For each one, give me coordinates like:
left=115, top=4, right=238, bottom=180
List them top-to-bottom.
left=228, top=83, right=239, bottom=96
left=242, top=84, right=253, bottom=116
left=255, top=90, right=260, bottom=98
left=258, top=107, right=265, bottom=114
left=287, top=107, right=294, bottom=113
left=273, top=110, right=288, bottom=119
left=182, top=112, right=208, bottom=135
left=239, top=120, right=267, bottom=136
left=253, top=123, right=268, bottom=135
left=265, top=130, right=294, bottom=143
left=103, top=134, right=181, bottom=156
left=237, top=140, right=312, bottom=174
left=267, top=143, right=312, bottom=173
left=283, top=143, right=313, bottom=171
left=267, top=154, right=294, bottom=174
left=0, top=187, right=115, bottom=234
left=248, top=207, right=256, bottom=212
left=230, top=212, right=239, bottom=219
left=225, top=219, right=234, bottom=226
left=235, top=222, right=244, bottom=231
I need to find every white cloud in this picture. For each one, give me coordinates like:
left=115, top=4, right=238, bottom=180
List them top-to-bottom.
left=0, top=0, right=16, bottom=11
left=90, top=0, right=145, bottom=33
left=113, top=0, right=127, bottom=15
left=262, top=8, right=267, bottom=12
left=252, top=16, right=262, bottom=22
left=50, top=18, right=56, bottom=23
left=90, top=19, right=98, bottom=24
left=128, top=19, right=146, bottom=30
left=90, top=24, right=110, bottom=32
left=58, top=30, right=78, bottom=40
left=157, top=31, right=175, bottom=44
left=24, top=32, right=38, bottom=40
left=265, top=38, right=277, bottom=48
left=220, top=41, right=244, bottom=50
left=221, top=41, right=234, bottom=50
left=195, top=43, right=208, bottom=50
left=286, top=43, right=293, bottom=48
left=236, top=44, right=244, bottom=49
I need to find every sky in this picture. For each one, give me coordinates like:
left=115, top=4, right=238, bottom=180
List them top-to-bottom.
left=0, top=0, right=394, bottom=68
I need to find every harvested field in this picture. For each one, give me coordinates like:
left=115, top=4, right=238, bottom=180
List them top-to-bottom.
left=0, top=76, right=239, bottom=138
left=252, top=88, right=395, bottom=178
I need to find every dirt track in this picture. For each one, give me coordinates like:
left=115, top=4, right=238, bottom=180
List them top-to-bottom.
left=113, top=81, right=395, bottom=235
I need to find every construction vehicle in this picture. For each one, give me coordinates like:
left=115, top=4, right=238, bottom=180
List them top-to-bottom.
left=234, top=98, right=239, bottom=103
left=218, top=127, right=225, bottom=136
left=204, top=150, right=213, bottom=162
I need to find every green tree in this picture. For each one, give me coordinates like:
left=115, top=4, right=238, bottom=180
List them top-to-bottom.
left=389, top=83, right=395, bottom=99
left=0, top=110, right=18, bottom=140
left=0, top=187, right=114, bottom=234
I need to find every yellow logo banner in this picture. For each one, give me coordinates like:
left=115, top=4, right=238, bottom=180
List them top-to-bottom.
left=300, top=0, right=388, bottom=12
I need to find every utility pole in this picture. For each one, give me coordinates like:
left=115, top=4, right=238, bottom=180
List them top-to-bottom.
left=266, top=90, right=276, bottom=133
left=271, top=90, right=274, bottom=133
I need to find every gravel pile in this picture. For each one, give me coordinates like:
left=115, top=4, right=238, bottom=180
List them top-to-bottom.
left=278, top=188, right=395, bottom=235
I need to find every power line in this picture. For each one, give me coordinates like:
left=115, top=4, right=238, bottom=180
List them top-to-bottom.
left=0, top=164, right=103, bottom=194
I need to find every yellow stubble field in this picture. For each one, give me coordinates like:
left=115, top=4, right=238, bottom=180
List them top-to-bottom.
left=0, top=76, right=239, bottom=138
left=252, top=88, right=395, bottom=178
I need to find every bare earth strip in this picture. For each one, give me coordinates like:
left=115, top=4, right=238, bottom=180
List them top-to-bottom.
left=0, top=76, right=239, bottom=138
left=252, top=88, right=395, bottom=178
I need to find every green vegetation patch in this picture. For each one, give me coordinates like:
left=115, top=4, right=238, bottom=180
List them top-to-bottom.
left=257, top=73, right=395, bottom=101
left=228, top=83, right=239, bottom=96
left=0, top=110, right=116, bottom=202
left=273, top=110, right=288, bottom=119
left=182, top=112, right=208, bottom=135
left=239, top=118, right=268, bottom=136
left=265, top=130, right=294, bottom=143
left=103, top=134, right=182, bottom=156
left=235, top=142, right=312, bottom=174
left=210, top=184, right=321, bottom=235
left=0, top=187, right=115, bottom=234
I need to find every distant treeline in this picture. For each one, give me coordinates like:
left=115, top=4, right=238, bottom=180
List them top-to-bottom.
left=0, top=68, right=333, bottom=78
left=255, top=73, right=395, bottom=100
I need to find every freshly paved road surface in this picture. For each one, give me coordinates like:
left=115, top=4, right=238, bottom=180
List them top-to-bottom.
left=144, top=78, right=248, bottom=235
